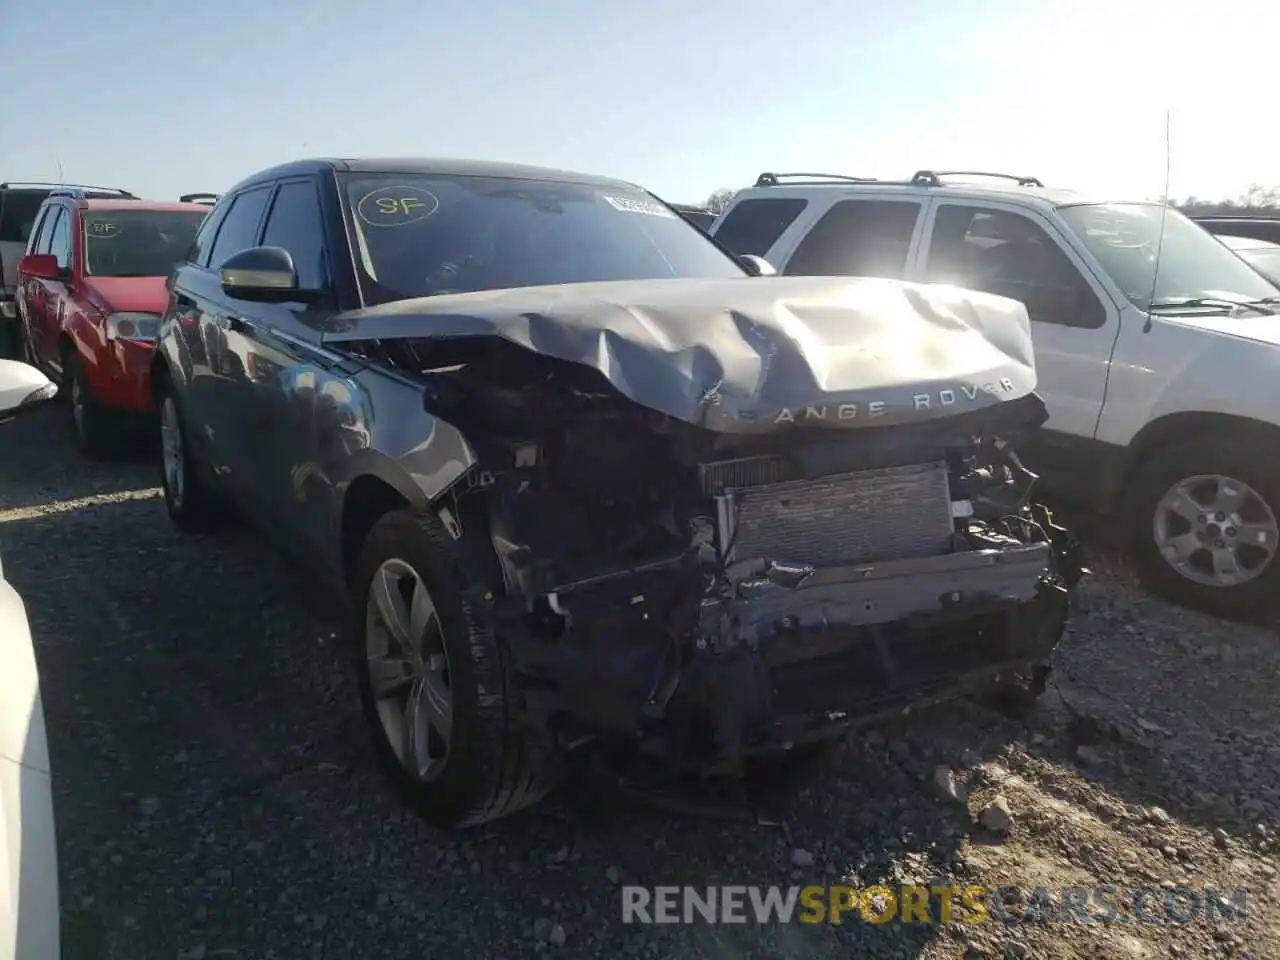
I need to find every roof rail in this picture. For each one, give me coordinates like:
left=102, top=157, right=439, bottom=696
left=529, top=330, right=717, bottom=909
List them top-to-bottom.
left=910, top=170, right=1044, bottom=188
left=755, top=172, right=879, bottom=187
left=1, top=181, right=135, bottom=197
left=46, top=186, right=138, bottom=200
left=179, top=192, right=220, bottom=204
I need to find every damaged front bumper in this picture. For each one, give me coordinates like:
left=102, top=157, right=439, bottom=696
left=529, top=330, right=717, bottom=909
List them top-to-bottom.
left=502, top=504, right=1081, bottom=775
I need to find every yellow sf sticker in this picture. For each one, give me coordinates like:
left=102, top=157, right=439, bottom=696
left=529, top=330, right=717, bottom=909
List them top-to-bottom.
left=356, top=186, right=440, bottom=227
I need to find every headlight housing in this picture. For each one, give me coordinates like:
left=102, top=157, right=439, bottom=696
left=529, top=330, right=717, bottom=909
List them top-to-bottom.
left=105, top=312, right=161, bottom=343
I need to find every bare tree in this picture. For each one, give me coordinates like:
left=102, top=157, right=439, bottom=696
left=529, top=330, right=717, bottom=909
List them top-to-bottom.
left=1175, top=185, right=1280, bottom=217
left=704, top=188, right=736, bottom=214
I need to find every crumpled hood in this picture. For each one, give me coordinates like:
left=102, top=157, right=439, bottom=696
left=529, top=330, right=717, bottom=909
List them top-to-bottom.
left=324, top=276, right=1038, bottom=433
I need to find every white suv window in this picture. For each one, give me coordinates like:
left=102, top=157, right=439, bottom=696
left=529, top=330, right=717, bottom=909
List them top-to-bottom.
left=713, top=197, right=808, bottom=257
left=781, top=199, right=921, bottom=278
left=923, top=204, right=1107, bottom=329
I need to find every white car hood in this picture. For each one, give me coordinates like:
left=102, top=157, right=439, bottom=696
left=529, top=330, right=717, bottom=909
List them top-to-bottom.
left=1162, top=311, right=1280, bottom=348
left=0, top=580, right=48, bottom=774
left=0, top=580, right=58, bottom=960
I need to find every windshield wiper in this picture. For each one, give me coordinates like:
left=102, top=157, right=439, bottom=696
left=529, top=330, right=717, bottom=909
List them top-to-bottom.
left=1147, top=297, right=1275, bottom=315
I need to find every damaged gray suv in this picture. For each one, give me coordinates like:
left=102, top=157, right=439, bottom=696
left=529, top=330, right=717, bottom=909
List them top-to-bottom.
left=152, top=158, right=1084, bottom=828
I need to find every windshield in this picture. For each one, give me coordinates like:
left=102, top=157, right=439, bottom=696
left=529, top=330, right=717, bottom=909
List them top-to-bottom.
left=340, top=173, right=745, bottom=304
left=1058, top=202, right=1280, bottom=309
left=82, top=209, right=207, bottom=278
left=1237, top=247, right=1280, bottom=286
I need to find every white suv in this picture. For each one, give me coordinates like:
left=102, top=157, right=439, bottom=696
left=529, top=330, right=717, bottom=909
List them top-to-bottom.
left=710, top=170, right=1280, bottom=619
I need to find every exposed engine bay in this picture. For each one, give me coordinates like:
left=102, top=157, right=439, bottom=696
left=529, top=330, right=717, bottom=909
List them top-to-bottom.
left=361, top=330, right=1086, bottom=776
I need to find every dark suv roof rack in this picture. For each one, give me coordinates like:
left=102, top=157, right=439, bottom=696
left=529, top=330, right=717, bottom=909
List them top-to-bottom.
left=909, top=170, right=1044, bottom=188
left=754, top=172, right=879, bottom=187
left=1, top=181, right=135, bottom=198
left=179, top=192, right=220, bottom=204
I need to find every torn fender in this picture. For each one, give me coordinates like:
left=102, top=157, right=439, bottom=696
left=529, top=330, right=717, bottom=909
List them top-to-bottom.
left=322, top=276, right=1038, bottom=434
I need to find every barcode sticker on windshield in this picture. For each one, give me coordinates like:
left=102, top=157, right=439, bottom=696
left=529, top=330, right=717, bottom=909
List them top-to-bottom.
left=603, top=195, right=676, bottom=218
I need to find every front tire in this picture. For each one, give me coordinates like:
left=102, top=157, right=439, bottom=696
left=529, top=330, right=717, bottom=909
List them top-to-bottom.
left=65, top=351, right=120, bottom=460
left=157, top=378, right=233, bottom=533
left=1123, top=438, right=1280, bottom=618
left=351, top=507, right=556, bottom=829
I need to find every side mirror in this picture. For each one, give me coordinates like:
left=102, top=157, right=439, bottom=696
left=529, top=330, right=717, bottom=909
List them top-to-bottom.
left=220, top=246, right=323, bottom=303
left=18, top=253, right=64, bottom=282
left=738, top=254, right=777, bottom=277
left=0, top=360, right=57, bottom=419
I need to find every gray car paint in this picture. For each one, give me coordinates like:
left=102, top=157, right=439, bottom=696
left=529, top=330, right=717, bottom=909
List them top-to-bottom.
left=161, top=272, right=1038, bottom=596
left=323, top=275, right=1037, bottom=433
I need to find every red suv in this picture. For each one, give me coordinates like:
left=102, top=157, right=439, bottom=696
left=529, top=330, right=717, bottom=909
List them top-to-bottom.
left=16, top=190, right=211, bottom=457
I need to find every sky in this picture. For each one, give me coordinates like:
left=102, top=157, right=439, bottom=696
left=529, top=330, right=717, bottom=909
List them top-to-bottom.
left=1, top=0, right=1276, bottom=206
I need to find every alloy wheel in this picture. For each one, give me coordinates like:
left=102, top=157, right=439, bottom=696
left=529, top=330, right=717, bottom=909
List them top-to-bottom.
left=1153, top=473, right=1279, bottom=588
left=364, top=558, right=453, bottom=782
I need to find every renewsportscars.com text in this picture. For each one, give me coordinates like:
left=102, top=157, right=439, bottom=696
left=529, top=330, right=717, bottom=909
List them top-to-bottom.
left=621, top=884, right=1250, bottom=926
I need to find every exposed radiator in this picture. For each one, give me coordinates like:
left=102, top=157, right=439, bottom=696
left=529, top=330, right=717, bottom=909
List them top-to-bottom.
left=715, top=461, right=954, bottom=567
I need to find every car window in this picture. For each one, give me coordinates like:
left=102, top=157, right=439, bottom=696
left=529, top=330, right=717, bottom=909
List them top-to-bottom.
left=340, top=173, right=745, bottom=305
left=260, top=181, right=329, bottom=289
left=206, top=186, right=272, bottom=271
left=0, top=190, right=48, bottom=245
left=714, top=198, right=808, bottom=257
left=782, top=199, right=921, bottom=278
left=188, top=201, right=229, bottom=268
left=1059, top=202, right=1280, bottom=310
left=924, top=204, right=1107, bottom=329
left=25, top=206, right=53, bottom=255
left=34, top=208, right=61, bottom=256
left=47, top=208, right=72, bottom=269
left=83, top=209, right=207, bottom=278
left=1237, top=247, right=1280, bottom=286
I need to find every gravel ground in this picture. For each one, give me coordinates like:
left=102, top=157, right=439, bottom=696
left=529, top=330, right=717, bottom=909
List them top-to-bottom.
left=2, top=403, right=1278, bottom=960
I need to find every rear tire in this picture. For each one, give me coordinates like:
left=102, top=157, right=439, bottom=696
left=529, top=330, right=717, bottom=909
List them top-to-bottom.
left=65, top=351, right=120, bottom=460
left=156, top=377, right=234, bottom=533
left=1123, top=438, right=1280, bottom=619
left=351, top=507, right=557, bottom=829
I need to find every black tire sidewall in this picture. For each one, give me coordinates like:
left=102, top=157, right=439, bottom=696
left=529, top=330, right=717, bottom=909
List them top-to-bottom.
left=65, top=352, right=116, bottom=459
left=156, top=378, right=226, bottom=532
left=157, top=385, right=189, bottom=524
left=1124, top=439, right=1280, bottom=618
left=350, top=508, right=516, bottom=827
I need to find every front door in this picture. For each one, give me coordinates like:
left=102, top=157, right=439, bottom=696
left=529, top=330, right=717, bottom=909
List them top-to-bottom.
left=224, top=177, right=356, bottom=558
left=189, top=185, right=274, bottom=504
left=914, top=201, right=1119, bottom=494
left=23, top=207, right=70, bottom=370
left=39, top=207, right=76, bottom=376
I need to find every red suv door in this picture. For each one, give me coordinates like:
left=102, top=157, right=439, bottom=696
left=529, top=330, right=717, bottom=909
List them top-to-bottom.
left=32, top=205, right=74, bottom=370
left=18, top=209, right=50, bottom=363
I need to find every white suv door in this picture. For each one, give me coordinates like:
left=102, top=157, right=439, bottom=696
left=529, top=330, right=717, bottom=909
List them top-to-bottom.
left=913, top=199, right=1120, bottom=447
